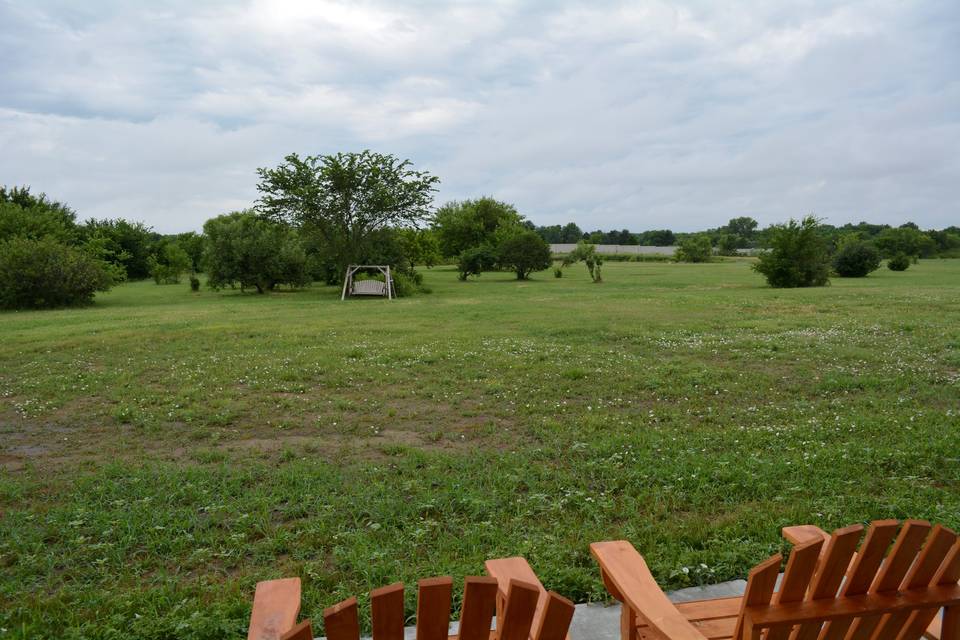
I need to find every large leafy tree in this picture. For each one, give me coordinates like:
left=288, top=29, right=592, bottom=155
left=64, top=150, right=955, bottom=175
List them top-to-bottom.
left=256, top=151, right=438, bottom=277
left=0, top=185, right=79, bottom=245
left=433, top=197, right=524, bottom=258
left=725, top=216, right=759, bottom=240
left=81, top=218, right=158, bottom=279
left=496, top=231, right=552, bottom=280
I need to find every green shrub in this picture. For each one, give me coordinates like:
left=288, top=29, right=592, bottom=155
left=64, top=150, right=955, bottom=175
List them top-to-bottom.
left=203, top=211, right=311, bottom=293
left=753, top=216, right=830, bottom=288
left=497, top=231, right=552, bottom=280
left=675, top=235, right=713, bottom=263
left=0, top=237, right=117, bottom=309
left=833, top=238, right=881, bottom=277
left=562, top=241, right=604, bottom=282
left=148, top=243, right=192, bottom=284
left=457, top=245, right=497, bottom=280
left=888, top=253, right=911, bottom=271
left=553, top=267, right=563, bottom=278
left=390, top=271, right=430, bottom=297
left=189, top=275, right=201, bottom=292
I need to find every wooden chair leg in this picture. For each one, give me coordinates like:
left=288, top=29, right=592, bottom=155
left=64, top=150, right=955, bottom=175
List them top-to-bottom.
left=620, top=604, right=638, bottom=640
left=942, top=606, right=959, bottom=640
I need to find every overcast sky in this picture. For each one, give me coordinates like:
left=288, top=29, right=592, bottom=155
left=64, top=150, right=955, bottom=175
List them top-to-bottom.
left=1, top=1, right=958, bottom=234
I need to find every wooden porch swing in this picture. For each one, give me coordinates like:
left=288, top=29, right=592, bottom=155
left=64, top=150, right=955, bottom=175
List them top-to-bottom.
left=340, top=265, right=394, bottom=300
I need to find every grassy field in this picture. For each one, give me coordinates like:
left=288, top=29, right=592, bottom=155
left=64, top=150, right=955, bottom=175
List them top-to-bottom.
left=1, top=259, right=959, bottom=639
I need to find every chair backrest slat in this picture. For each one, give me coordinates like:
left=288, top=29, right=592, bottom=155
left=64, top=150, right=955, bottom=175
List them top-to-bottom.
left=739, top=521, right=960, bottom=640
left=819, top=521, right=900, bottom=640
left=846, top=521, right=931, bottom=640
left=793, top=525, right=864, bottom=640
left=872, top=525, right=957, bottom=640
left=767, top=539, right=824, bottom=640
left=898, top=541, right=960, bottom=640
left=735, top=553, right=782, bottom=640
left=320, top=574, right=573, bottom=640
left=416, top=577, right=454, bottom=640
left=457, top=577, right=498, bottom=640
left=498, top=580, right=542, bottom=640
left=372, top=582, right=406, bottom=640
left=532, top=592, right=576, bottom=640
left=324, top=596, right=361, bottom=640
left=280, top=620, right=314, bottom=640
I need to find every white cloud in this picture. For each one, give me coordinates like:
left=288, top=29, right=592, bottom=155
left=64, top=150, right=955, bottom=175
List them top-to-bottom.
left=1, top=0, right=958, bottom=233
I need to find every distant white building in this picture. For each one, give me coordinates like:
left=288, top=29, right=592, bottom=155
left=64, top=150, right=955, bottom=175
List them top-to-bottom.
left=550, top=243, right=676, bottom=255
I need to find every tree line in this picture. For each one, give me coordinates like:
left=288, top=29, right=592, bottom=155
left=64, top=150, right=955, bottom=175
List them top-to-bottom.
left=3, top=150, right=958, bottom=309
left=534, top=216, right=960, bottom=259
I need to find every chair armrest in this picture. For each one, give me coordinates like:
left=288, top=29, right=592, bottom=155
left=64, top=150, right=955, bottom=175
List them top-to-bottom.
left=781, top=525, right=830, bottom=546
left=590, top=541, right=709, bottom=640
left=248, top=578, right=302, bottom=640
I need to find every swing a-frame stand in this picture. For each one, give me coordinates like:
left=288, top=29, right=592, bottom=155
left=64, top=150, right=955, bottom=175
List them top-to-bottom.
left=340, top=265, right=394, bottom=300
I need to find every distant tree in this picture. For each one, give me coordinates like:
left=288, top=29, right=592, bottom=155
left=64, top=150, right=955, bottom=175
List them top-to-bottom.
left=256, top=151, right=438, bottom=279
left=0, top=185, right=79, bottom=245
left=433, top=197, right=524, bottom=258
left=203, top=211, right=311, bottom=293
left=724, top=216, right=759, bottom=241
left=753, top=216, right=830, bottom=288
left=81, top=218, right=157, bottom=279
left=560, top=222, right=583, bottom=243
left=536, top=224, right=563, bottom=243
left=874, top=227, right=936, bottom=259
left=398, top=228, right=442, bottom=268
left=639, top=229, right=676, bottom=246
left=927, top=229, right=960, bottom=254
left=176, top=231, right=205, bottom=273
left=497, top=231, right=552, bottom=280
left=717, top=233, right=740, bottom=256
left=676, top=235, right=713, bottom=263
left=0, top=236, right=117, bottom=309
left=833, top=236, right=881, bottom=277
left=562, top=241, right=604, bottom=282
left=148, top=242, right=192, bottom=284
left=457, top=245, right=498, bottom=281
left=887, top=253, right=911, bottom=271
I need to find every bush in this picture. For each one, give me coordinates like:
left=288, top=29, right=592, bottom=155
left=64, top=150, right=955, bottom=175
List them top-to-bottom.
left=203, top=211, right=311, bottom=293
left=753, top=216, right=830, bottom=287
left=497, top=231, right=553, bottom=280
left=675, top=235, right=713, bottom=263
left=0, top=237, right=117, bottom=309
left=833, top=238, right=881, bottom=277
left=561, top=240, right=604, bottom=282
left=149, top=243, right=192, bottom=284
left=457, top=245, right=497, bottom=280
left=888, top=253, right=911, bottom=271
left=553, top=267, right=563, bottom=278
left=390, top=271, right=431, bottom=296
left=190, top=275, right=201, bottom=292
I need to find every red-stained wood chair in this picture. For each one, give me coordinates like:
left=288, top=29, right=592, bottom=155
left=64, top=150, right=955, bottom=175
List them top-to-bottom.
left=590, top=520, right=959, bottom=640
left=247, top=574, right=575, bottom=640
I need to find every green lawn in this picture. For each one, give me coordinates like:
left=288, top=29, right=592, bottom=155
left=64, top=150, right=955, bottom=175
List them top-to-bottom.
left=1, top=260, right=959, bottom=639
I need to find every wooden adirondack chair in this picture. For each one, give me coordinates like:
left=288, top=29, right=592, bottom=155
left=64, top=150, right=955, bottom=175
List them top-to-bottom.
left=590, top=520, right=960, bottom=640
left=247, top=574, right=575, bottom=640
